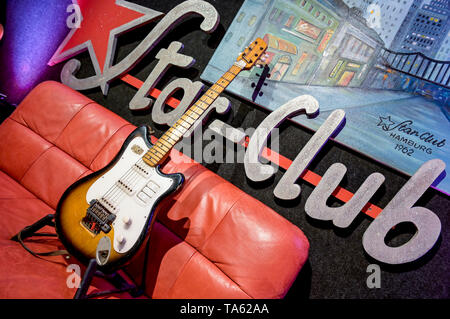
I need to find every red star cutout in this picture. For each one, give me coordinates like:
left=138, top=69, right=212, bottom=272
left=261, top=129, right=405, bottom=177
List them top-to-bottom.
left=49, top=0, right=162, bottom=74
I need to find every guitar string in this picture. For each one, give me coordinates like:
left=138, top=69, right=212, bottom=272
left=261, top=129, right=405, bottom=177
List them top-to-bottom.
left=101, top=84, right=230, bottom=206
left=103, top=158, right=147, bottom=205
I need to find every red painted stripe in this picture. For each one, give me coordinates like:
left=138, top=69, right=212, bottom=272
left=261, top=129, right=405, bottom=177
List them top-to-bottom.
left=121, top=73, right=382, bottom=218
left=120, top=74, right=180, bottom=108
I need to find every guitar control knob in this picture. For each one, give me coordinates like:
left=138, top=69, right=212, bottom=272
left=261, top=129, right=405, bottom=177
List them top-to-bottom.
left=122, top=216, right=131, bottom=225
left=117, top=235, right=126, bottom=245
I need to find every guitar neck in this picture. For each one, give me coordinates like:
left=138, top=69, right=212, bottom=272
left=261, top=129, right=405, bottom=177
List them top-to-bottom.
left=142, top=62, right=244, bottom=166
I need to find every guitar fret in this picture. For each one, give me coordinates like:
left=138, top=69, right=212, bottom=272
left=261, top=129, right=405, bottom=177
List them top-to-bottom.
left=223, top=73, right=234, bottom=81
left=218, top=78, right=229, bottom=86
left=211, top=84, right=223, bottom=92
left=206, top=91, right=218, bottom=99
left=201, top=96, right=214, bottom=104
left=195, top=102, right=207, bottom=110
left=186, top=110, right=199, bottom=120
left=180, top=114, right=191, bottom=124
left=183, top=115, right=196, bottom=125
left=178, top=120, right=190, bottom=129
left=174, top=124, right=186, bottom=135
left=169, top=127, right=182, bottom=138
left=162, top=133, right=177, bottom=144
left=159, top=139, right=172, bottom=149
left=156, top=142, right=170, bottom=152
left=150, top=147, right=164, bottom=157
left=146, top=156, right=158, bottom=165
left=142, top=157, right=157, bottom=166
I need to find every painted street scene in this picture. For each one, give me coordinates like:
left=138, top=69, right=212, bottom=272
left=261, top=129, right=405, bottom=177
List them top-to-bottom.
left=202, top=0, right=450, bottom=194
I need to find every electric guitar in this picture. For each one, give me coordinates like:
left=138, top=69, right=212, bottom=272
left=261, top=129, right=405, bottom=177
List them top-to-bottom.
left=55, top=38, right=268, bottom=272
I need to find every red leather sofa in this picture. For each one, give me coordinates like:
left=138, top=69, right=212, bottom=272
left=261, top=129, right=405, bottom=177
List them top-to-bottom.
left=0, top=81, right=309, bottom=299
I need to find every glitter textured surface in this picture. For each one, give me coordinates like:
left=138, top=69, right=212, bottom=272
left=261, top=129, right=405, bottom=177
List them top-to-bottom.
left=0, top=0, right=71, bottom=103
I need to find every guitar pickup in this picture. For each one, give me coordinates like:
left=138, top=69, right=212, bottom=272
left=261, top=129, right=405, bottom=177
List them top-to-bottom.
left=133, top=162, right=150, bottom=177
left=115, top=179, right=135, bottom=195
left=147, top=180, right=160, bottom=192
left=136, top=181, right=160, bottom=204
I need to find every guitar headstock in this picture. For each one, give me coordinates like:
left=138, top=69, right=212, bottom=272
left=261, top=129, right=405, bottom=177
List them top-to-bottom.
left=237, top=37, right=268, bottom=70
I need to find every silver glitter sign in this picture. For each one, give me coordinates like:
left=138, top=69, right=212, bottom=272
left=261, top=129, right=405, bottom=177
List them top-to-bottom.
left=244, top=95, right=319, bottom=183
left=274, top=109, right=345, bottom=201
left=362, top=159, right=445, bottom=264
left=305, top=163, right=385, bottom=228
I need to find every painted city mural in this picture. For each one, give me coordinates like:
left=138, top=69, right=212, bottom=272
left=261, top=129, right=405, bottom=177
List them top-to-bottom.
left=201, top=0, right=450, bottom=194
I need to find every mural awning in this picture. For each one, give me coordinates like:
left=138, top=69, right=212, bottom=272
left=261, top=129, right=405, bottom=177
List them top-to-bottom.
left=264, top=34, right=297, bottom=55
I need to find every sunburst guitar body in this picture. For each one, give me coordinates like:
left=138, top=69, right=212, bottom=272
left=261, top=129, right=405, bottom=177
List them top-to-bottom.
left=55, top=38, right=268, bottom=272
left=55, top=126, right=183, bottom=272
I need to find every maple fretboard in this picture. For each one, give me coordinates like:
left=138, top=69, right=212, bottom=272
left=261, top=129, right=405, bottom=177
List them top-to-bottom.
left=142, top=63, right=244, bottom=166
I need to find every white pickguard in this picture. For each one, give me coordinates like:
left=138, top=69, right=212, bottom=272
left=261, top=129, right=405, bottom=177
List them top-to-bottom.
left=86, top=135, right=175, bottom=254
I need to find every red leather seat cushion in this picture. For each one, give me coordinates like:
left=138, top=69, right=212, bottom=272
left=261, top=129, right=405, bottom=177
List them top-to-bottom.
left=0, top=81, right=309, bottom=298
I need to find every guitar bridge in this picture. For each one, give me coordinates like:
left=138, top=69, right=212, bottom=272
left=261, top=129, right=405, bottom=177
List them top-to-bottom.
left=81, top=200, right=116, bottom=235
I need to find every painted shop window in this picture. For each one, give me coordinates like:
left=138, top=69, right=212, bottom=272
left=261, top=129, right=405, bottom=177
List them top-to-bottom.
left=269, top=8, right=278, bottom=21
left=277, top=11, right=285, bottom=24
left=237, top=12, right=245, bottom=23
left=248, top=15, right=257, bottom=26
left=285, top=15, right=295, bottom=28
left=295, top=20, right=321, bottom=40
left=317, top=29, right=334, bottom=53
left=224, top=32, right=233, bottom=42
left=350, top=38, right=360, bottom=52
left=355, top=43, right=364, bottom=55
left=365, top=47, right=374, bottom=58
left=292, top=52, right=308, bottom=76
left=271, top=55, right=292, bottom=81
left=329, top=60, right=344, bottom=78
left=337, top=71, right=355, bottom=86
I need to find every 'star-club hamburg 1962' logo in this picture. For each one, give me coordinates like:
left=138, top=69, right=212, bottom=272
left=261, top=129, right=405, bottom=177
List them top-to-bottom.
left=377, top=115, right=446, bottom=156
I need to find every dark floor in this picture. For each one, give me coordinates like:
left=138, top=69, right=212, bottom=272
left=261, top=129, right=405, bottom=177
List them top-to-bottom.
left=0, top=0, right=449, bottom=299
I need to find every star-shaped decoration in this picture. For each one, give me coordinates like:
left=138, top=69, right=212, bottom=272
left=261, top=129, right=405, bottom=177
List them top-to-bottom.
left=49, top=0, right=162, bottom=84
left=377, top=115, right=395, bottom=131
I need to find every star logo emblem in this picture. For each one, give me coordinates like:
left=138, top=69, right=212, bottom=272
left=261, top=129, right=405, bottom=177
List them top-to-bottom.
left=48, top=0, right=163, bottom=92
left=377, top=115, right=395, bottom=131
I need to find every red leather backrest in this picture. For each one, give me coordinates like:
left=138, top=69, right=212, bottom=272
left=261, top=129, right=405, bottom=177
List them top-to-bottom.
left=0, top=81, right=309, bottom=299
left=0, top=81, right=135, bottom=208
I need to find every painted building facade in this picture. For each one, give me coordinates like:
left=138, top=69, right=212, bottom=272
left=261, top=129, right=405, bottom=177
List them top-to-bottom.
left=229, top=0, right=384, bottom=88
left=365, top=0, right=417, bottom=49
left=390, top=0, right=424, bottom=52
left=394, top=0, right=450, bottom=58
left=309, top=4, right=384, bottom=87
left=435, top=30, right=450, bottom=61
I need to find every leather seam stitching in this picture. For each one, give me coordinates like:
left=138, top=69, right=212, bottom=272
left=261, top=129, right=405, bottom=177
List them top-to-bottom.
left=53, top=101, right=97, bottom=144
left=88, top=123, right=134, bottom=168
left=19, top=146, right=55, bottom=183
left=158, top=193, right=253, bottom=299
left=199, top=193, right=254, bottom=298
left=156, top=220, right=252, bottom=299
left=166, top=249, right=197, bottom=298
